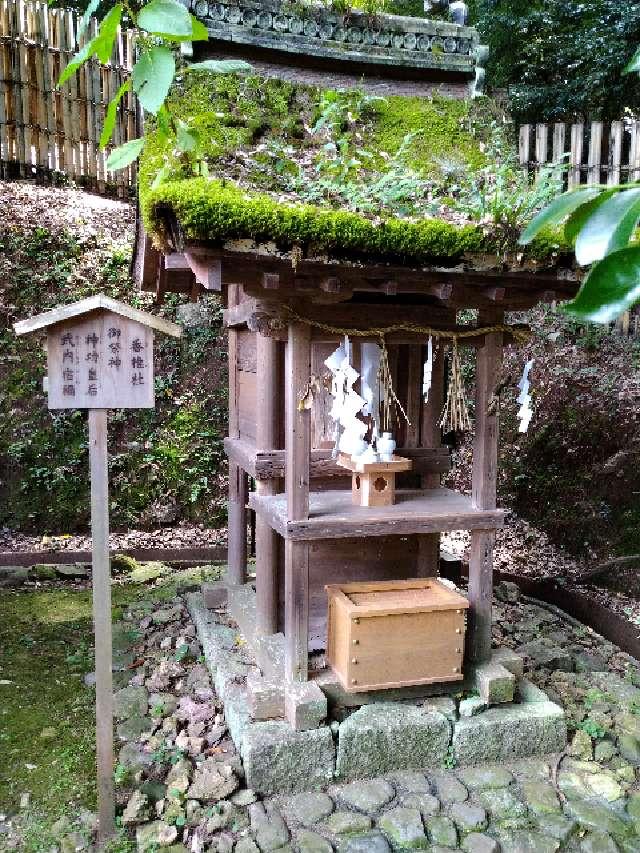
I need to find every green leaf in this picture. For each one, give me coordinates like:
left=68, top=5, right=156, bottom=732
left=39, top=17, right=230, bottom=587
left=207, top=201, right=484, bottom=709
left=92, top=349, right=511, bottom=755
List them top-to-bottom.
left=137, top=0, right=192, bottom=39
left=58, top=5, right=122, bottom=85
left=190, top=15, right=209, bottom=40
left=624, top=45, right=640, bottom=74
left=132, top=46, right=175, bottom=115
left=185, top=59, right=252, bottom=73
left=99, top=80, right=130, bottom=148
left=176, top=119, right=199, bottom=152
left=106, top=137, right=145, bottom=171
left=151, top=164, right=172, bottom=190
left=519, top=186, right=604, bottom=245
left=575, top=188, right=640, bottom=266
left=564, top=189, right=618, bottom=245
left=564, top=247, right=640, bottom=323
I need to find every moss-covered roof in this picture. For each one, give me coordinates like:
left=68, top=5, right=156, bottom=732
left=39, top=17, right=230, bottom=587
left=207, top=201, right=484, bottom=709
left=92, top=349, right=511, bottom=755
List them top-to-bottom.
left=140, top=70, right=566, bottom=267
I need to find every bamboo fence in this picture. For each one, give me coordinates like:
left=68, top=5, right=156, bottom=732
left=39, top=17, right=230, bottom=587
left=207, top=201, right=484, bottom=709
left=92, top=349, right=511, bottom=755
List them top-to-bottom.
left=0, top=0, right=138, bottom=196
left=519, top=119, right=640, bottom=188
left=520, top=119, right=640, bottom=336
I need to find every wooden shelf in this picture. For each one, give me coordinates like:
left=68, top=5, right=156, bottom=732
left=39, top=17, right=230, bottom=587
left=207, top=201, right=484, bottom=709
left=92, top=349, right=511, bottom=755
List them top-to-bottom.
left=248, top=487, right=505, bottom=541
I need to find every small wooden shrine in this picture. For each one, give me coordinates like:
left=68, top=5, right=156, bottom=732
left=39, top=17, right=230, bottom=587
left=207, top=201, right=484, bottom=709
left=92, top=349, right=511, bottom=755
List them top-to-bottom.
left=136, top=0, right=579, bottom=713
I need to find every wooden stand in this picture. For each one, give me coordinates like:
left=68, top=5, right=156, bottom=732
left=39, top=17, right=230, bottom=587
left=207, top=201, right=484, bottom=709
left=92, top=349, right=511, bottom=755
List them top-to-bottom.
left=337, top=453, right=412, bottom=507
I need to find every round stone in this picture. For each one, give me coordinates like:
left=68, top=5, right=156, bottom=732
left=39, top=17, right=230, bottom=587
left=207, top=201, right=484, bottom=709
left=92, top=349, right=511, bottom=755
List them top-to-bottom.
left=194, top=0, right=208, bottom=17
left=227, top=5, right=242, bottom=24
left=242, top=9, right=256, bottom=26
left=257, top=10, right=272, bottom=28
left=273, top=14, right=289, bottom=31
left=291, top=16, right=306, bottom=34
left=303, top=18, right=318, bottom=36
left=347, top=27, right=363, bottom=43
left=376, top=30, right=391, bottom=46
left=392, top=32, right=404, bottom=48
left=403, top=32, right=417, bottom=49
left=417, top=34, right=431, bottom=51
left=444, top=36, right=458, bottom=52
left=433, top=775, right=468, bottom=804
left=338, top=779, right=395, bottom=815
left=288, top=793, right=334, bottom=826
left=450, top=803, right=488, bottom=834
left=325, top=811, right=372, bottom=835
left=339, top=834, right=391, bottom=853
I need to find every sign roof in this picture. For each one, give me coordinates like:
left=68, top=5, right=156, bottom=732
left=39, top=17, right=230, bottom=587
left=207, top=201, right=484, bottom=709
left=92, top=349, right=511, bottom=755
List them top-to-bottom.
left=13, top=295, right=182, bottom=338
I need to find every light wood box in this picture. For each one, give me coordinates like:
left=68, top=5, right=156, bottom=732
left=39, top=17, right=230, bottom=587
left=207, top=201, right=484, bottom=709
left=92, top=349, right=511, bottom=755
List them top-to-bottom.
left=325, top=578, right=469, bottom=692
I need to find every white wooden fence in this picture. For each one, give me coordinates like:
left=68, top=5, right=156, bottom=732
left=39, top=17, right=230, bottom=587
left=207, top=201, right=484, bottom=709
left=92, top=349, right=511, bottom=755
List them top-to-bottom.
left=0, top=0, right=139, bottom=196
left=519, top=119, right=640, bottom=187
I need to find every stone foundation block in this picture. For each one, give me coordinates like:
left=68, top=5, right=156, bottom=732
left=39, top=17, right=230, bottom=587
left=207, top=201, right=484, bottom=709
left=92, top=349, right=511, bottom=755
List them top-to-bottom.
left=202, top=581, right=228, bottom=609
left=491, top=648, right=524, bottom=678
left=474, top=662, right=515, bottom=705
left=247, top=671, right=285, bottom=720
left=285, top=681, right=327, bottom=731
left=452, top=701, right=567, bottom=766
left=336, top=703, right=450, bottom=780
left=241, top=721, right=335, bottom=795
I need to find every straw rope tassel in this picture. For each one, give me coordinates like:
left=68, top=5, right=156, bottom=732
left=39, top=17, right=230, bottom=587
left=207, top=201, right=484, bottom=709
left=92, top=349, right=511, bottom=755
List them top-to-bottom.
left=440, top=338, right=471, bottom=433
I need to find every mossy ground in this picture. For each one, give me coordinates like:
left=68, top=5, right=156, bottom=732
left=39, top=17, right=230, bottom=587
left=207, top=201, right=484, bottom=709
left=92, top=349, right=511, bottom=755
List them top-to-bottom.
left=0, top=565, right=221, bottom=850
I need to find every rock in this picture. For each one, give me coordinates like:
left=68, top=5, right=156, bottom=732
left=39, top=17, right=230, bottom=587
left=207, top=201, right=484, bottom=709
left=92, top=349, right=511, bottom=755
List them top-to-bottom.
left=111, top=553, right=139, bottom=573
left=129, top=561, right=170, bottom=583
left=30, top=563, right=57, bottom=580
left=55, top=564, right=89, bottom=579
left=0, top=566, right=28, bottom=587
left=495, top=581, right=520, bottom=603
left=152, top=606, right=183, bottom=625
left=518, top=639, right=573, bottom=671
left=574, top=652, right=608, bottom=673
left=474, top=663, right=515, bottom=705
left=113, top=685, right=149, bottom=720
left=149, top=693, right=178, bottom=717
left=177, top=695, right=215, bottom=724
left=422, top=697, right=457, bottom=721
left=459, top=697, right=488, bottom=718
left=452, top=700, right=567, bottom=765
left=336, top=704, right=450, bottom=778
left=116, top=715, right=153, bottom=741
left=243, top=721, right=335, bottom=795
left=568, top=729, right=594, bottom=761
left=618, top=734, right=640, bottom=766
left=595, top=740, right=617, bottom=763
left=118, top=742, right=154, bottom=772
left=166, top=758, right=192, bottom=795
left=187, top=758, right=239, bottom=802
left=559, top=759, right=625, bottom=803
left=457, top=767, right=513, bottom=790
left=391, top=771, right=431, bottom=793
left=432, top=775, right=468, bottom=804
left=338, top=779, right=395, bottom=815
left=521, top=781, right=561, bottom=815
left=231, top=788, right=258, bottom=806
left=478, top=788, right=527, bottom=821
left=121, top=789, right=149, bottom=825
left=287, top=792, right=334, bottom=826
left=627, top=792, right=640, bottom=821
left=399, top=793, right=440, bottom=816
left=565, top=799, right=632, bottom=840
left=449, top=803, right=487, bottom=833
left=378, top=807, right=427, bottom=849
left=325, top=811, right=372, bottom=834
left=254, top=812, right=290, bottom=851
left=536, top=814, right=577, bottom=843
left=425, top=815, right=457, bottom=847
left=136, top=821, right=178, bottom=851
left=296, top=830, right=333, bottom=853
left=498, top=830, right=560, bottom=852
left=60, top=832, right=88, bottom=852
left=580, top=832, right=619, bottom=853
left=338, top=833, right=391, bottom=852
left=461, top=833, right=500, bottom=853
left=235, top=840, right=260, bottom=853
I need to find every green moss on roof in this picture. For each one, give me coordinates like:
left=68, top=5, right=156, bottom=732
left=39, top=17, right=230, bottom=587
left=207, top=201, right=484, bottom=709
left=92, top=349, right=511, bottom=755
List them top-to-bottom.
left=140, top=70, right=567, bottom=265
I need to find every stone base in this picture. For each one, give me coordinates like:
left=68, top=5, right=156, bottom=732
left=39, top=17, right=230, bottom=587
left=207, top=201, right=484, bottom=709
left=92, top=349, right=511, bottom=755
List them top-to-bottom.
left=188, top=589, right=567, bottom=794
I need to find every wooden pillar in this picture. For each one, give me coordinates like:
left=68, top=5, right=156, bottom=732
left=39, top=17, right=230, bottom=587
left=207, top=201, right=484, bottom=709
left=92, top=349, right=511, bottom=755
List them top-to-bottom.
left=226, top=283, right=247, bottom=586
left=468, top=311, right=503, bottom=663
left=284, top=322, right=311, bottom=682
left=255, top=332, right=280, bottom=636
left=417, top=345, right=446, bottom=577
left=227, top=463, right=248, bottom=586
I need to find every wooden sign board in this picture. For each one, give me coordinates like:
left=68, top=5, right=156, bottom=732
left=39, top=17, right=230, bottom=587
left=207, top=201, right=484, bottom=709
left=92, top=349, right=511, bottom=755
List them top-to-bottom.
left=47, top=312, right=154, bottom=410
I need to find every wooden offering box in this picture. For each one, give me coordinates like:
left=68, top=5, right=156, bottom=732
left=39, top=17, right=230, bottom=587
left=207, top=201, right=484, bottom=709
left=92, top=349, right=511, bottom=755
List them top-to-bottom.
left=337, top=453, right=413, bottom=507
left=326, top=578, right=469, bottom=692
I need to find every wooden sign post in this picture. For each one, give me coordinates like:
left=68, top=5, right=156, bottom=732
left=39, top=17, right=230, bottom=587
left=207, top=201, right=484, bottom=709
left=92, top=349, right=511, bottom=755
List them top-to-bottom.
left=15, top=295, right=182, bottom=844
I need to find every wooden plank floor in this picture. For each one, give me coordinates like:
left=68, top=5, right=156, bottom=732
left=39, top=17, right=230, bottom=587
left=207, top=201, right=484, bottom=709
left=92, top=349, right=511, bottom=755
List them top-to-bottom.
left=249, top=488, right=505, bottom=541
